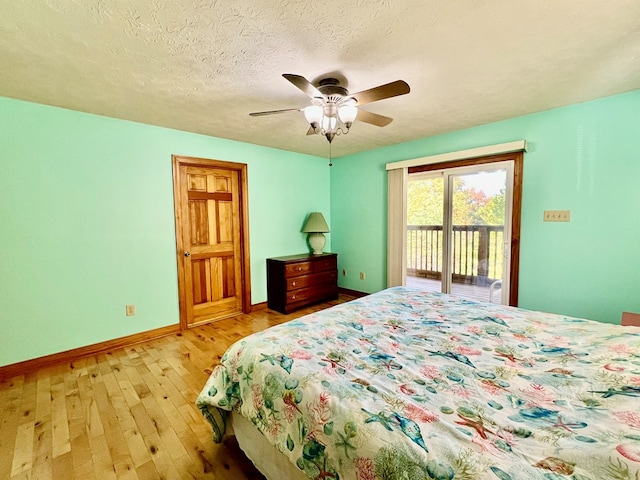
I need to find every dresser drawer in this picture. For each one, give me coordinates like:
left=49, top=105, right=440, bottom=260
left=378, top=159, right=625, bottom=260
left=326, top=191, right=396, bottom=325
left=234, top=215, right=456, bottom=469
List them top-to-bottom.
left=314, top=256, right=337, bottom=273
left=284, top=261, right=313, bottom=277
left=286, top=270, right=337, bottom=291
left=286, top=284, right=338, bottom=305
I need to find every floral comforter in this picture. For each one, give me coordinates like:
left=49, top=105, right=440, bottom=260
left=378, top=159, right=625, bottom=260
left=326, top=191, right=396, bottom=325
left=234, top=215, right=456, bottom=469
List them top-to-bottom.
left=196, top=287, right=640, bottom=480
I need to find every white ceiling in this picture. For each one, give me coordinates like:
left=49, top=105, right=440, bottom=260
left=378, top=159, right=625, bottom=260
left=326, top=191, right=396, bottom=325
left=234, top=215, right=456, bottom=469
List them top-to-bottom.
left=1, top=1, right=639, bottom=158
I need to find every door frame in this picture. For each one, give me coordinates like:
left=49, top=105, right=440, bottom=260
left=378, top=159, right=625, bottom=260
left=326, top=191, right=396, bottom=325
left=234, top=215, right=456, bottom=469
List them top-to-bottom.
left=408, top=151, right=523, bottom=306
left=172, top=155, right=252, bottom=329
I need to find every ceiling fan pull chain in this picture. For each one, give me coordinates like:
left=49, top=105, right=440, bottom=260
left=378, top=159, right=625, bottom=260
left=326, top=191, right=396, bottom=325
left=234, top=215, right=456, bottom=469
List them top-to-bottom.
left=328, top=142, right=333, bottom=167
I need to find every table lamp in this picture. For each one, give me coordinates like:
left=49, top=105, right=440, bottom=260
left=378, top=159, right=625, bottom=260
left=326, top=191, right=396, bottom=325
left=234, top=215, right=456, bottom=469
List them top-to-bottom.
left=301, top=212, right=330, bottom=254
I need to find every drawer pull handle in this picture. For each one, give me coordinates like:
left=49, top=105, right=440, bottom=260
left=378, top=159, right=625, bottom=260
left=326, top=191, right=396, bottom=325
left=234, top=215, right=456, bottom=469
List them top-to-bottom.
left=297, top=267, right=302, bottom=271
left=292, top=281, right=297, bottom=286
left=291, top=295, right=296, bottom=300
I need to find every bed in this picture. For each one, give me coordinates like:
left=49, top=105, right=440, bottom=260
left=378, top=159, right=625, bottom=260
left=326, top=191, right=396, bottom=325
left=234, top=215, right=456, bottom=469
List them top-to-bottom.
left=196, top=286, right=640, bottom=480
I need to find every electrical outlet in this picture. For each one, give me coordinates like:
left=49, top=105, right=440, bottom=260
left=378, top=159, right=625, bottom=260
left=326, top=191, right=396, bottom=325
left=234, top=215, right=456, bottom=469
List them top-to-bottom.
left=543, top=210, right=570, bottom=222
left=342, top=269, right=347, bottom=276
left=359, top=272, right=365, bottom=280
left=126, top=304, right=136, bottom=316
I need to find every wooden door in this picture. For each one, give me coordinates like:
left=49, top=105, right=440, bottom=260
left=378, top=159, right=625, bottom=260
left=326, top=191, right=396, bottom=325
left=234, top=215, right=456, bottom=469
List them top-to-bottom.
left=172, top=156, right=251, bottom=328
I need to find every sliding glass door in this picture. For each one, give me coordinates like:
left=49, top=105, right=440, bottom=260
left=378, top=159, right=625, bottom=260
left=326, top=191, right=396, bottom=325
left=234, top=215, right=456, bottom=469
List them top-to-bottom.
left=406, top=162, right=513, bottom=304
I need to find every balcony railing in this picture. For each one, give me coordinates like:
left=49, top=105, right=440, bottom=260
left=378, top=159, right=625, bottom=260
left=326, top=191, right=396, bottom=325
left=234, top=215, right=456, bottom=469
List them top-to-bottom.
left=407, top=224, right=504, bottom=286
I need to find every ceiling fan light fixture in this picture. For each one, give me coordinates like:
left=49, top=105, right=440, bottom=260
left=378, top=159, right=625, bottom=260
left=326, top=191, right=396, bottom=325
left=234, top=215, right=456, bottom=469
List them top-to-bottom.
left=338, top=104, right=358, bottom=125
left=304, top=105, right=323, bottom=126
left=322, top=115, right=337, bottom=132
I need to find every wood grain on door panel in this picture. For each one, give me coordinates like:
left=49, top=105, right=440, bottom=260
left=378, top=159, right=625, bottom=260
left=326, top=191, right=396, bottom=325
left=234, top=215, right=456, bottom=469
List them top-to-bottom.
left=173, top=156, right=250, bottom=328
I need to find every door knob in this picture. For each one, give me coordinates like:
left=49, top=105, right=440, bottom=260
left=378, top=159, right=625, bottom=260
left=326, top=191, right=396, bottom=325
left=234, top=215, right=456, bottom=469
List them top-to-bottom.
left=184, top=252, right=191, bottom=257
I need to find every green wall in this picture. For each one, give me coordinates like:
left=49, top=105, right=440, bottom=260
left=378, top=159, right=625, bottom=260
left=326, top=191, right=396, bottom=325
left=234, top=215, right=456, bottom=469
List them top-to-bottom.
left=2, top=90, right=638, bottom=366
left=331, top=90, right=640, bottom=324
left=0, top=97, right=330, bottom=366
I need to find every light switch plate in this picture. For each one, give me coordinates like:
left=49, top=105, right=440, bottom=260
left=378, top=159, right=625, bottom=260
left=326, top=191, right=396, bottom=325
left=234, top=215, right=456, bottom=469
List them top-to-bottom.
left=543, top=210, right=570, bottom=222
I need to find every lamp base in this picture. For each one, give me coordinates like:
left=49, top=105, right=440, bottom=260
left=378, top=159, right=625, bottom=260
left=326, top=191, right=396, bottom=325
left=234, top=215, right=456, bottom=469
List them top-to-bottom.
left=307, top=232, right=326, bottom=255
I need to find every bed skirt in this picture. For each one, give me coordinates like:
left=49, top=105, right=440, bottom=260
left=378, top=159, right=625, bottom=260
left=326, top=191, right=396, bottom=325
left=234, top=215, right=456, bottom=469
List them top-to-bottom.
left=232, top=412, right=308, bottom=480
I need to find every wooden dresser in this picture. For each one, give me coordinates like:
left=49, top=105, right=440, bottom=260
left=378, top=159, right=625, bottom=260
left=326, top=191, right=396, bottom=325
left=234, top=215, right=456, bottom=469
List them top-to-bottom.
left=266, top=253, right=338, bottom=314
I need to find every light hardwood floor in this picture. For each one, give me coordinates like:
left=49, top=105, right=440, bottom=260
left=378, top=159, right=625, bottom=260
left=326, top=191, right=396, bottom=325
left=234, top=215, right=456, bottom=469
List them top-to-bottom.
left=0, top=295, right=353, bottom=480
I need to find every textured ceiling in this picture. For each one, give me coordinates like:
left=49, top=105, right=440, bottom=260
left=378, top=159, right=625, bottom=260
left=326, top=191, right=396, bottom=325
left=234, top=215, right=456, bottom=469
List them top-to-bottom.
left=1, top=1, right=639, bottom=158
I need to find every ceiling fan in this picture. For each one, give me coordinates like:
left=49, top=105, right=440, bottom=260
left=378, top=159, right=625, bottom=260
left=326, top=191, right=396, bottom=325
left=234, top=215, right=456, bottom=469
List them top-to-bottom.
left=249, top=74, right=410, bottom=143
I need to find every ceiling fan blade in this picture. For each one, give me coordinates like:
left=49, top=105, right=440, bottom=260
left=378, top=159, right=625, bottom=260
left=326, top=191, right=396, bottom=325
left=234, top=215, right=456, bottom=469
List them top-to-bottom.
left=283, top=74, right=323, bottom=99
left=350, top=80, right=410, bottom=106
left=249, top=107, right=301, bottom=116
left=356, top=109, right=393, bottom=127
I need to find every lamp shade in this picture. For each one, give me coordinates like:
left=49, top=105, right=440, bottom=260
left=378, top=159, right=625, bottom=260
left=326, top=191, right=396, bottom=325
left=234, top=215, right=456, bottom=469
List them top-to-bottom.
left=338, top=104, right=358, bottom=124
left=304, top=105, right=323, bottom=125
left=321, top=115, right=337, bottom=132
left=301, top=212, right=330, bottom=233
